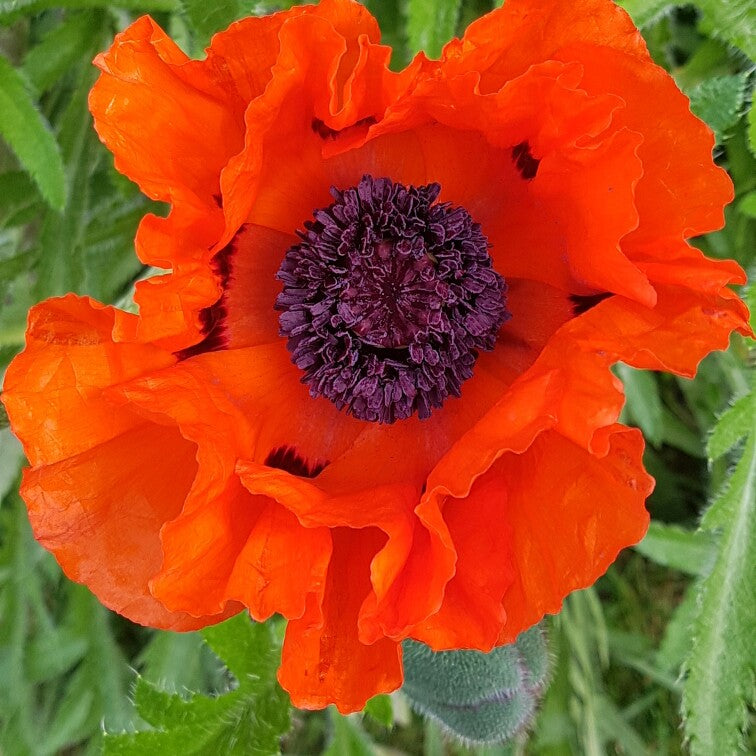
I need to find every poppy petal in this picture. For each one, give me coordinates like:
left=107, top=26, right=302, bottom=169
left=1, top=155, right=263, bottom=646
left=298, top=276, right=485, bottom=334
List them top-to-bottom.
left=450, top=0, right=731, bottom=243
left=89, top=15, right=244, bottom=208
left=1, top=295, right=175, bottom=465
left=21, top=423, right=239, bottom=630
left=494, top=425, right=651, bottom=642
left=235, top=462, right=456, bottom=643
left=409, top=474, right=515, bottom=651
left=151, top=476, right=332, bottom=622
left=278, top=527, right=403, bottom=713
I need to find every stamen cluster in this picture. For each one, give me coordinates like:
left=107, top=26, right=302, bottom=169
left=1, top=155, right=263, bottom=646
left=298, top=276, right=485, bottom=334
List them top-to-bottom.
left=276, top=175, right=509, bottom=423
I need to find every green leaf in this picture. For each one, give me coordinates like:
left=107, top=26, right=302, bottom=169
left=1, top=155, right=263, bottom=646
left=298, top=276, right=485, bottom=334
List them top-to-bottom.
left=0, top=0, right=177, bottom=23
left=180, top=0, right=240, bottom=46
left=406, top=0, right=462, bottom=58
left=616, top=0, right=673, bottom=27
left=695, top=0, right=756, bottom=59
left=22, top=12, right=103, bottom=93
left=0, top=55, right=65, bottom=210
left=33, top=60, right=99, bottom=298
left=688, top=73, right=748, bottom=144
left=747, top=94, right=756, bottom=158
left=0, top=171, right=40, bottom=228
left=738, top=190, right=756, bottom=219
left=616, top=364, right=664, bottom=446
left=707, top=392, right=755, bottom=458
left=682, top=399, right=756, bottom=754
left=0, top=427, right=22, bottom=498
left=633, top=521, right=716, bottom=576
left=656, top=581, right=700, bottom=672
left=104, top=615, right=291, bottom=755
left=26, top=627, right=88, bottom=683
left=138, top=630, right=224, bottom=695
left=363, top=694, right=393, bottom=727
left=595, top=697, right=648, bottom=756
left=324, top=710, right=376, bottom=756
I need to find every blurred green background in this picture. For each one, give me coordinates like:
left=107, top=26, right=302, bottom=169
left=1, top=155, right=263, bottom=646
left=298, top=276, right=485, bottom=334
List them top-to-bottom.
left=0, top=0, right=753, bottom=753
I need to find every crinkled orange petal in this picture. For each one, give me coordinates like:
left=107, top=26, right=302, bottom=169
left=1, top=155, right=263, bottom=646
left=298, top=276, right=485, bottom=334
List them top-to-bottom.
left=447, top=0, right=731, bottom=244
left=449, top=0, right=647, bottom=83
left=219, top=4, right=417, bottom=242
left=90, top=16, right=244, bottom=208
left=560, top=43, right=732, bottom=245
left=365, top=60, right=653, bottom=303
left=565, top=284, right=751, bottom=377
left=1, top=295, right=175, bottom=465
left=1, top=295, right=240, bottom=628
left=21, top=423, right=239, bottom=630
left=494, top=425, right=652, bottom=642
left=235, top=462, right=456, bottom=644
left=410, top=473, right=515, bottom=651
left=151, top=476, right=332, bottom=622
left=278, top=527, right=403, bottom=713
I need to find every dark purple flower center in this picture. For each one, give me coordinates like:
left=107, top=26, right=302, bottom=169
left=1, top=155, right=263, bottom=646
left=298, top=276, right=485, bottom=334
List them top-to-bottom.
left=275, top=175, right=510, bottom=424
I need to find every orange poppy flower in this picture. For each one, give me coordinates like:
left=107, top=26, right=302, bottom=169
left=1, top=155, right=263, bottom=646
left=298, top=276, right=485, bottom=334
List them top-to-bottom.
left=2, top=0, right=750, bottom=713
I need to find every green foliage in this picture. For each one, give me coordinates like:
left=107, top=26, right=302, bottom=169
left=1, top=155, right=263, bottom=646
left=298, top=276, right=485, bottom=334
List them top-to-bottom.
left=0, top=0, right=178, bottom=24
left=180, top=0, right=241, bottom=48
left=405, top=0, right=462, bottom=58
left=617, top=0, right=673, bottom=27
left=695, top=0, right=755, bottom=59
left=22, top=12, right=102, bottom=92
left=0, top=55, right=65, bottom=210
left=688, top=72, right=750, bottom=143
left=616, top=364, right=664, bottom=446
left=682, top=384, right=756, bottom=755
left=634, top=521, right=716, bottom=576
left=104, top=615, right=291, bottom=755
left=402, top=625, right=549, bottom=746
left=363, top=694, right=393, bottom=727
left=323, top=710, right=376, bottom=756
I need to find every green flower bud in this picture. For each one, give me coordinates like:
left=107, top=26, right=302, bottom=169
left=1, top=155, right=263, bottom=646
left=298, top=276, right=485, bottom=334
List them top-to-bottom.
left=402, top=623, right=549, bottom=746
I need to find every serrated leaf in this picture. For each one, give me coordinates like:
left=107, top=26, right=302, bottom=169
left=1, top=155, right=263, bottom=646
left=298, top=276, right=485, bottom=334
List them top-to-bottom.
left=406, top=0, right=462, bottom=58
left=695, top=0, right=755, bottom=59
left=0, top=55, right=65, bottom=210
left=33, top=61, right=98, bottom=298
left=688, top=73, right=748, bottom=144
left=748, top=95, right=756, bottom=158
left=707, top=392, right=755, bottom=458
left=682, top=430, right=756, bottom=754
left=633, top=521, right=717, bottom=576
left=656, top=581, right=700, bottom=672
left=200, top=611, right=275, bottom=683
left=106, top=616, right=291, bottom=756
left=138, top=629, right=223, bottom=695
left=134, top=675, right=230, bottom=729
